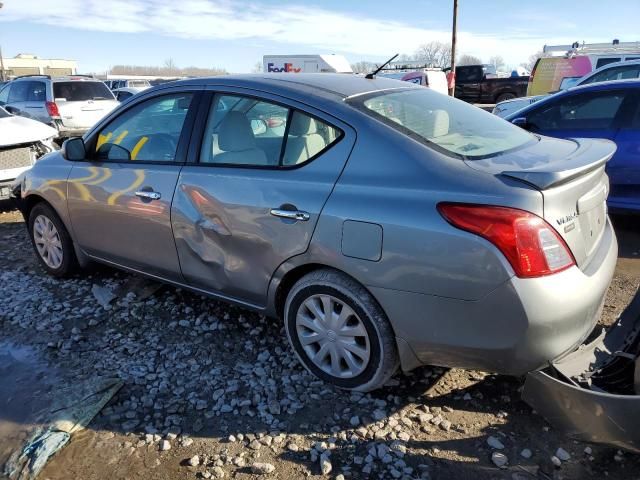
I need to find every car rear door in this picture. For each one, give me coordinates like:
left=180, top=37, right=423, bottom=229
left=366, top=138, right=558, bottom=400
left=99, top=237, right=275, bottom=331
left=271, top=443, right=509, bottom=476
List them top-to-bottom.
left=53, top=81, right=119, bottom=129
left=67, top=89, right=201, bottom=281
left=172, top=89, right=355, bottom=307
left=610, top=91, right=640, bottom=210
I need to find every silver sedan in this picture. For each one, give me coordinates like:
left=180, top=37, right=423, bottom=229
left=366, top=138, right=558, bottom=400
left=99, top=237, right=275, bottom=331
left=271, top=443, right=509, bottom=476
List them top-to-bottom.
left=13, top=73, right=617, bottom=392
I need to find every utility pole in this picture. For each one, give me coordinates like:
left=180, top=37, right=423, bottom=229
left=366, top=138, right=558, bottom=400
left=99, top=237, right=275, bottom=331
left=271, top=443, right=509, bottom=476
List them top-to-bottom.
left=448, top=0, right=458, bottom=96
left=0, top=2, right=5, bottom=81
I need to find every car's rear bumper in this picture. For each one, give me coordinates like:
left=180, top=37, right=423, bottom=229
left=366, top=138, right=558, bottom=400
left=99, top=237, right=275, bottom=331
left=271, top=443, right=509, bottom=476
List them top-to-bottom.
left=372, top=217, right=618, bottom=376
left=523, top=291, right=640, bottom=453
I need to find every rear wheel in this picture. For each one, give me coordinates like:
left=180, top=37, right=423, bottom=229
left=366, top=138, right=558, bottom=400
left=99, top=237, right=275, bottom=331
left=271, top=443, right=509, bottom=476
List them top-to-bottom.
left=495, top=92, right=517, bottom=103
left=28, top=203, right=77, bottom=277
left=284, top=269, right=399, bottom=391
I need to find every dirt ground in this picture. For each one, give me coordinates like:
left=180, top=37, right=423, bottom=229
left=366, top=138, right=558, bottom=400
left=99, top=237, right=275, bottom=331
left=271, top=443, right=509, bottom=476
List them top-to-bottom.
left=0, top=204, right=639, bottom=480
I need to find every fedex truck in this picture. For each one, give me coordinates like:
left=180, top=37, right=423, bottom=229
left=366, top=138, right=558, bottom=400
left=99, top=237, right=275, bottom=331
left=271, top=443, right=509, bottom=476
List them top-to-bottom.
left=263, top=55, right=353, bottom=74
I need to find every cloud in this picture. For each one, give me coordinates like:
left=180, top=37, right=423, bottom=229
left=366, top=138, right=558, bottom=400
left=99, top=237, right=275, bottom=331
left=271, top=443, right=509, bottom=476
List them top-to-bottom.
left=0, top=0, right=552, bottom=65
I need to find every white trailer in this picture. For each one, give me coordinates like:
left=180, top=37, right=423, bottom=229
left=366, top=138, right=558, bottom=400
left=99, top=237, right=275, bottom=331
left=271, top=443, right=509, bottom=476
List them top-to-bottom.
left=263, top=55, right=353, bottom=74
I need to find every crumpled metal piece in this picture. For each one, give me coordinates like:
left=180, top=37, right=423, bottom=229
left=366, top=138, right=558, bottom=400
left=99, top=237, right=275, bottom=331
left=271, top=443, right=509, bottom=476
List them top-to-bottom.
left=91, top=284, right=116, bottom=309
left=4, top=378, right=122, bottom=480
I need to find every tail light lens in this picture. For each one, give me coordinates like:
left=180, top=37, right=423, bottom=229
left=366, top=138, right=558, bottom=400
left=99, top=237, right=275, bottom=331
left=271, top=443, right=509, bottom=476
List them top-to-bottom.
left=45, top=101, right=60, bottom=118
left=438, top=203, right=575, bottom=278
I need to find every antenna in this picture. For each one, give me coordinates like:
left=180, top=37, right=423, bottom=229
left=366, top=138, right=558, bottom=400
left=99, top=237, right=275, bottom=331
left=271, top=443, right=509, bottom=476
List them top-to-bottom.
left=365, top=54, right=399, bottom=79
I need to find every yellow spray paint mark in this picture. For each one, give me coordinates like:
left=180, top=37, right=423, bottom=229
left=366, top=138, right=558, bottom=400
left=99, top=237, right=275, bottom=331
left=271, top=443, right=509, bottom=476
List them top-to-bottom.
left=114, top=130, right=129, bottom=145
left=96, top=132, right=113, bottom=152
left=131, top=137, right=149, bottom=160
left=68, top=166, right=101, bottom=184
left=86, top=168, right=112, bottom=185
left=107, top=170, right=145, bottom=206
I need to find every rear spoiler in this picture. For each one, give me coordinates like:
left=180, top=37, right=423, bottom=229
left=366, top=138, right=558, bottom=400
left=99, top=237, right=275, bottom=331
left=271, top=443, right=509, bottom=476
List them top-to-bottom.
left=501, top=138, right=616, bottom=189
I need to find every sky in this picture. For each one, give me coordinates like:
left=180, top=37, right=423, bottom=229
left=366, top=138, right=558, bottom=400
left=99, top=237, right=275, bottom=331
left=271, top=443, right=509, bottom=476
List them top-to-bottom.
left=0, top=0, right=639, bottom=74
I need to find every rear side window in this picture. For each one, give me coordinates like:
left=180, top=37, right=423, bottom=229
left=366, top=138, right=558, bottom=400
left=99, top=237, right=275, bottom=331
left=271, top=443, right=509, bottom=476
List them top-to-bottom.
left=596, top=57, right=621, bottom=69
left=27, top=81, right=46, bottom=102
left=53, top=81, right=114, bottom=101
left=350, top=88, right=534, bottom=159
left=527, top=90, right=627, bottom=131
left=94, top=93, right=193, bottom=162
left=199, top=94, right=341, bottom=167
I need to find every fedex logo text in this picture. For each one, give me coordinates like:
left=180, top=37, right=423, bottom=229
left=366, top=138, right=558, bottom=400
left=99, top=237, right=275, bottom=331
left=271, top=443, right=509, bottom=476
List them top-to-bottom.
left=267, top=63, right=302, bottom=73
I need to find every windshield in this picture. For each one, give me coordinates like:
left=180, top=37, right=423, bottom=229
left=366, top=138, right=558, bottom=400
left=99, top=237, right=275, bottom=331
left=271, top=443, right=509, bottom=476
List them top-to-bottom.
left=53, top=81, right=115, bottom=101
left=350, top=88, right=535, bottom=159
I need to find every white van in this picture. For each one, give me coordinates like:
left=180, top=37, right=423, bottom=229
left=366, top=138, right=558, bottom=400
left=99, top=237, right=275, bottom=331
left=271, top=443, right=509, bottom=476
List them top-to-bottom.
left=263, top=55, right=353, bottom=74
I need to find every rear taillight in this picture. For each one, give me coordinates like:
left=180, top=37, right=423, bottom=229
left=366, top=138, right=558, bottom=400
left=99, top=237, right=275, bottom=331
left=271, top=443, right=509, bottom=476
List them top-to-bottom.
left=45, top=101, right=60, bottom=118
left=438, top=203, right=575, bottom=278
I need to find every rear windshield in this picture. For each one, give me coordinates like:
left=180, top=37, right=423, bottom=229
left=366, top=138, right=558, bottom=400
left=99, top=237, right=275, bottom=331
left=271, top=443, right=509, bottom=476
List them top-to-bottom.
left=53, top=81, right=114, bottom=101
left=349, top=88, right=535, bottom=159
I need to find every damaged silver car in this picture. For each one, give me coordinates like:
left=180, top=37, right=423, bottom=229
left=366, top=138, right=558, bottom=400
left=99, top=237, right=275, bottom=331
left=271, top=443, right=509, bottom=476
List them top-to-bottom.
left=0, top=106, right=56, bottom=200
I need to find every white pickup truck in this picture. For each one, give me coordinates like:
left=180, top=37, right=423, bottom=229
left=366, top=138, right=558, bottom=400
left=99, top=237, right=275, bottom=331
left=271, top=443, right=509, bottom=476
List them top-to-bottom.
left=0, top=107, right=57, bottom=200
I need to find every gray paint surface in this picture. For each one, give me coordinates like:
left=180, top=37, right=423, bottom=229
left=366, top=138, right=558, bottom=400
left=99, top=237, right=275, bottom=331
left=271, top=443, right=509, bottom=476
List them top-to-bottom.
left=17, top=73, right=619, bottom=379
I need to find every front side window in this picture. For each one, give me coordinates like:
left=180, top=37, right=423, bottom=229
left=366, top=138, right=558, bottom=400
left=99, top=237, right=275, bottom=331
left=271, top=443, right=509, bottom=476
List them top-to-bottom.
left=595, top=57, right=621, bottom=69
left=582, top=65, right=640, bottom=84
left=53, top=81, right=114, bottom=101
left=8, top=82, right=29, bottom=103
left=0, top=84, right=9, bottom=104
left=350, top=88, right=534, bottom=159
left=527, top=90, right=626, bottom=131
left=94, top=93, right=193, bottom=162
left=200, top=94, right=341, bottom=167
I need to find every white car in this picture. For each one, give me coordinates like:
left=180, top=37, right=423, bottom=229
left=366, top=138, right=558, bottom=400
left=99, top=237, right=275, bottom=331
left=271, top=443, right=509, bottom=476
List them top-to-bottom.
left=493, top=59, right=640, bottom=118
left=0, top=75, right=119, bottom=138
left=113, top=87, right=148, bottom=102
left=0, top=106, right=57, bottom=199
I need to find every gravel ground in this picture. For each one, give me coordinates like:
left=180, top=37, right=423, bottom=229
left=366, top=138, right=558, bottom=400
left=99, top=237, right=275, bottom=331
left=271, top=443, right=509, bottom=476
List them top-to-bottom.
left=0, top=206, right=639, bottom=480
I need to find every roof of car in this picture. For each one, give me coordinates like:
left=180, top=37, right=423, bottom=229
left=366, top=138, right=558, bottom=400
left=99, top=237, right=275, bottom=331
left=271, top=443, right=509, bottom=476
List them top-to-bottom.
left=173, top=73, right=417, bottom=100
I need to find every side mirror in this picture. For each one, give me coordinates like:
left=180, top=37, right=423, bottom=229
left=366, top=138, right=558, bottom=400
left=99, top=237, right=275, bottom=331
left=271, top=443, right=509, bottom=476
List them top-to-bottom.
left=511, top=117, right=529, bottom=130
left=61, top=137, right=86, bottom=161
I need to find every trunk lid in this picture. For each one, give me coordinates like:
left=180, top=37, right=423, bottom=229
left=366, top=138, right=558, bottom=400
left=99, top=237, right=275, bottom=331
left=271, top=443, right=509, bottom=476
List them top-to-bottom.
left=466, top=136, right=617, bottom=267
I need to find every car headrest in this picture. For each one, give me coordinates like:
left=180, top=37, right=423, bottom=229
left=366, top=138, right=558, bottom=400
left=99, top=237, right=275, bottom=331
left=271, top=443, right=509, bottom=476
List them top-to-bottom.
left=425, top=109, right=449, bottom=138
left=218, top=112, right=256, bottom=151
left=289, top=114, right=318, bottom=136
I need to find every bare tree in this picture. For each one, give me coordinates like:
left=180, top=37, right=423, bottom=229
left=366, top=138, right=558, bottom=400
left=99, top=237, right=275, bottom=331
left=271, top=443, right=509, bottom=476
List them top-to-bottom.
left=414, top=41, right=452, bottom=68
left=520, top=51, right=549, bottom=71
left=457, top=54, right=482, bottom=66
left=488, top=55, right=505, bottom=70
left=163, top=58, right=177, bottom=75
left=252, top=61, right=263, bottom=73
left=350, top=61, right=377, bottom=74
left=110, top=64, right=227, bottom=77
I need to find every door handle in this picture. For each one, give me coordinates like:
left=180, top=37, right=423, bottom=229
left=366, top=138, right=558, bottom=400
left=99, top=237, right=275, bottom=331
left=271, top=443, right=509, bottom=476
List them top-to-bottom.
left=135, top=190, right=161, bottom=201
left=270, top=208, right=310, bottom=221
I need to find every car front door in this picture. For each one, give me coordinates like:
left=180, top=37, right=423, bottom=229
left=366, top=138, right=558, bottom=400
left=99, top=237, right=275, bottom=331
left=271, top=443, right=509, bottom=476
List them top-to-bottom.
left=67, top=89, right=200, bottom=281
left=172, top=90, right=355, bottom=307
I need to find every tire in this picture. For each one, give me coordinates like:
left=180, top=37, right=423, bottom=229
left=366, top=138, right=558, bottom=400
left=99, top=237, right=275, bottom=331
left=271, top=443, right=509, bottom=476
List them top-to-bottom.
left=495, top=92, right=516, bottom=103
left=28, top=203, right=78, bottom=277
left=284, top=269, right=399, bottom=391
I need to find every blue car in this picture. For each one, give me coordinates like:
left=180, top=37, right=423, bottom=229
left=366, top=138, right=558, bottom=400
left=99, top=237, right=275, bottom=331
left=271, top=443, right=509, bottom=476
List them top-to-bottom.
left=505, top=79, right=640, bottom=212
